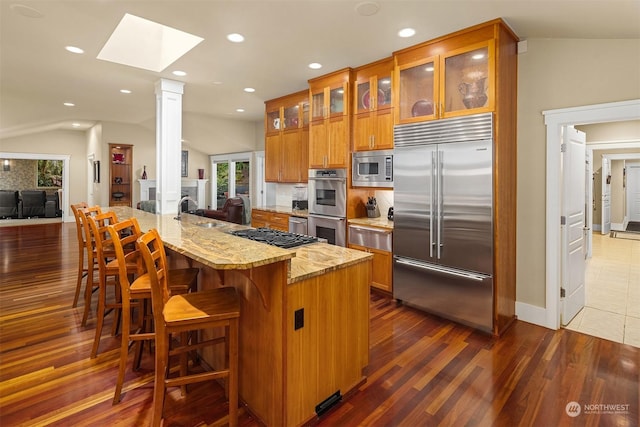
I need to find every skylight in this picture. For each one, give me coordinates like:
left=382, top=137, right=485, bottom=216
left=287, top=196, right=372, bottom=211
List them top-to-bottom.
left=97, top=13, right=204, bottom=72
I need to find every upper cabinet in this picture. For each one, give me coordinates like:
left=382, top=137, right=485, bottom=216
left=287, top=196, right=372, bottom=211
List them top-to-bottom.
left=394, top=21, right=503, bottom=124
left=353, top=57, right=394, bottom=151
left=308, top=68, right=353, bottom=168
left=265, top=90, right=309, bottom=183
left=109, top=144, right=133, bottom=207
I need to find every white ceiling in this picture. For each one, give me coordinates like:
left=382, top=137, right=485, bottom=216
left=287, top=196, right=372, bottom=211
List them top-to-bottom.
left=1, top=0, right=639, bottom=141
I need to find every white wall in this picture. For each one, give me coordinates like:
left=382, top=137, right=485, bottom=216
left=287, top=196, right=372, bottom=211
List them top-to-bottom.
left=517, top=38, right=640, bottom=308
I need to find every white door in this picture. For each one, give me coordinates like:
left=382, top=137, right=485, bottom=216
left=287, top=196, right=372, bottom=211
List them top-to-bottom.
left=561, top=126, right=587, bottom=326
left=585, top=150, right=593, bottom=258
left=601, top=157, right=611, bottom=234
left=628, top=163, right=640, bottom=222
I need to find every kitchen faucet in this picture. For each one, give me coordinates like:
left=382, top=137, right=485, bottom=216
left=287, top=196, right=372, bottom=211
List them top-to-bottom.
left=175, top=195, right=198, bottom=220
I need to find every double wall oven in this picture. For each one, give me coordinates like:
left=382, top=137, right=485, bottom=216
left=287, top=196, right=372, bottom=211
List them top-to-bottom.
left=307, top=168, right=347, bottom=246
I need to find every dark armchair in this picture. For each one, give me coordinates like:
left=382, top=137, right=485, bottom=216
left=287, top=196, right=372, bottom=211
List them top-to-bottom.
left=0, top=190, right=19, bottom=218
left=20, top=190, right=47, bottom=218
left=197, top=197, right=244, bottom=224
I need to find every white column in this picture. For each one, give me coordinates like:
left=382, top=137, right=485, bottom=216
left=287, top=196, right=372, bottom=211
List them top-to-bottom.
left=154, top=79, right=184, bottom=215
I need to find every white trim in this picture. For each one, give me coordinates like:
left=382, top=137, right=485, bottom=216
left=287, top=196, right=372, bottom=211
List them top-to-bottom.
left=543, top=99, right=640, bottom=330
left=0, top=151, right=72, bottom=222
left=515, top=301, right=548, bottom=327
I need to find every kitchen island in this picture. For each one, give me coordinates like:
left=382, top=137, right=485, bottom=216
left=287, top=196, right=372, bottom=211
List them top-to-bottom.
left=108, top=207, right=372, bottom=426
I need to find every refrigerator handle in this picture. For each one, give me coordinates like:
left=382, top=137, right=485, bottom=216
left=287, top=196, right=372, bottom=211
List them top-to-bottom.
left=430, top=150, right=436, bottom=258
left=438, top=150, right=444, bottom=258
left=394, top=257, right=488, bottom=282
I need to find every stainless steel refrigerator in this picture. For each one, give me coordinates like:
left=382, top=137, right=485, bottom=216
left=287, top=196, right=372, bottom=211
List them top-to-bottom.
left=393, top=113, right=494, bottom=332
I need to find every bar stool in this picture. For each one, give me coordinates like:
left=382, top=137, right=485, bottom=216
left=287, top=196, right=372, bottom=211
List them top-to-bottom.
left=71, top=202, right=90, bottom=309
left=76, top=205, right=104, bottom=326
left=86, top=211, right=136, bottom=358
left=108, top=218, right=199, bottom=405
left=137, top=229, right=240, bottom=427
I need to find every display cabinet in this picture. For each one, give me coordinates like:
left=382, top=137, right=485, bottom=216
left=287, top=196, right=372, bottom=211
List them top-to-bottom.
left=394, top=22, right=501, bottom=124
left=353, top=57, right=394, bottom=151
left=308, top=68, right=353, bottom=168
left=265, top=90, right=309, bottom=183
left=109, top=144, right=133, bottom=207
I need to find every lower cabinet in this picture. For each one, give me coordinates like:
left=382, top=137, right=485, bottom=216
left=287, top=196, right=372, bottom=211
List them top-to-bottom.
left=251, top=209, right=290, bottom=231
left=348, top=224, right=393, bottom=293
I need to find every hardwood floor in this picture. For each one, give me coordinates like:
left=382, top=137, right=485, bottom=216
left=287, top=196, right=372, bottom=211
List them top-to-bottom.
left=1, top=223, right=638, bottom=426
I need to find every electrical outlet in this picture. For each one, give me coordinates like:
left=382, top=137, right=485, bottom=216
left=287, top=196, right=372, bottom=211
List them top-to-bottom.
left=294, top=308, right=304, bottom=330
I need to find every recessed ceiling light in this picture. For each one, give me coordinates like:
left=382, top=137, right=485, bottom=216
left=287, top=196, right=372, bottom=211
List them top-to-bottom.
left=355, top=1, right=380, bottom=16
left=9, top=4, right=44, bottom=18
left=398, top=28, right=416, bottom=38
left=227, top=33, right=245, bottom=43
left=65, top=46, right=84, bottom=54
left=308, top=62, right=322, bottom=70
left=172, top=70, right=187, bottom=76
left=244, top=87, right=255, bottom=93
left=120, top=89, right=132, bottom=94
left=63, top=102, right=75, bottom=107
left=236, top=108, right=245, bottom=113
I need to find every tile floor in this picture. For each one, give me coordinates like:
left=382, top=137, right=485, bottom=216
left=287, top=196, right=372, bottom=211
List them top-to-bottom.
left=565, top=231, right=640, bottom=348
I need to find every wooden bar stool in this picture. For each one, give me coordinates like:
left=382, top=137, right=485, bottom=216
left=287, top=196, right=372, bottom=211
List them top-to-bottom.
left=70, top=202, right=91, bottom=309
left=76, top=205, right=104, bottom=326
left=108, top=218, right=199, bottom=405
left=137, top=229, right=240, bottom=427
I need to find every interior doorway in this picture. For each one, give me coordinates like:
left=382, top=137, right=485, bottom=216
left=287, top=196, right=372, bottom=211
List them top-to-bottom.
left=543, top=99, right=640, bottom=330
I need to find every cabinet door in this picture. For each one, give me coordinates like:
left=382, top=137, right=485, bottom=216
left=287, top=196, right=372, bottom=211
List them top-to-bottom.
left=441, top=41, right=494, bottom=117
left=396, top=56, right=438, bottom=123
left=376, top=75, right=392, bottom=111
left=311, top=88, right=326, bottom=121
left=373, top=108, right=394, bottom=150
left=266, top=109, right=281, bottom=134
left=353, top=112, right=373, bottom=151
left=327, top=117, right=348, bottom=167
left=309, top=121, right=327, bottom=168
left=281, top=130, right=302, bottom=182
left=265, top=134, right=282, bottom=182
left=370, top=247, right=392, bottom=292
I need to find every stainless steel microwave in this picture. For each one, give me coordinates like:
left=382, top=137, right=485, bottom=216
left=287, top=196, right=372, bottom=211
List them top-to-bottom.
left=352, top=150, right=393, bottom=188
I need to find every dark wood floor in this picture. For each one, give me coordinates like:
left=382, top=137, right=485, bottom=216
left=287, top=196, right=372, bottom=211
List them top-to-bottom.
left=1, top=223, right=638, bottom=426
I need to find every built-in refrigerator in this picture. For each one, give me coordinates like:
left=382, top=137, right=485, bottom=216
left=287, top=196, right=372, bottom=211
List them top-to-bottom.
left=393, top=113, right=494, bottom=332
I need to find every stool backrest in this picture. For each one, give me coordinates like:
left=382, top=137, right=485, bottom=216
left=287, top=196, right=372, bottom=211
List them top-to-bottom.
left=70, top=202, right=89, bottom=244
left=86, top=211, right=119, bottom=273
left=107, top=217, right=144, bottom=298
left=137, top=229, right=170, bottom=326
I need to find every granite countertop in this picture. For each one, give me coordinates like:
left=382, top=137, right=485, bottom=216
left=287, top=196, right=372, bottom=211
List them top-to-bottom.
left=253, top=205, right=309, bottom=217
left=108, top=206, right=370, bottom=284
left=348, top=216, right=394, bottom=231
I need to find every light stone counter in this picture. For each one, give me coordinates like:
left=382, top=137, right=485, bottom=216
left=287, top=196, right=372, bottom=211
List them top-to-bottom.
left=253, top=205, right=309, bottom=217
left=108, top=206, right=371, bottom=283
left=348, top=216, right=394, bottom=231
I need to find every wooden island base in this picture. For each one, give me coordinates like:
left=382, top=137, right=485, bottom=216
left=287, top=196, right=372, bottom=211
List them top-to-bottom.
left=168, top=249, right=371, bottom=426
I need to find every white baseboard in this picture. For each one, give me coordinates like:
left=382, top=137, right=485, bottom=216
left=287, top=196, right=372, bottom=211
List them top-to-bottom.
left=612, top=222, right=625, bottom=231
left=593, top=224, right=602, bottom=231
left=515, top=301, right=555, bottom=330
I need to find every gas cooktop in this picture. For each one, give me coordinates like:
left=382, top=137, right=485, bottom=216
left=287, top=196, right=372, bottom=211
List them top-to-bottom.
left=229, top=228, right=319, bottom=249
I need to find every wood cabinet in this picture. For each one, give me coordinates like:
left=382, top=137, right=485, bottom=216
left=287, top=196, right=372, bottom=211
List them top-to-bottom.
left=393, top=20, right=509, bottom=124
left=353, top=57, right=394, bottom=151
left=308, top=68, right=353, bottom=168
left=265, top=90, right=309, bottom=183
left=109, top=144, right=133, bottom=207
left=251, top=209, right=290, bottom=231
left=348, top=224, right=393, bottom=293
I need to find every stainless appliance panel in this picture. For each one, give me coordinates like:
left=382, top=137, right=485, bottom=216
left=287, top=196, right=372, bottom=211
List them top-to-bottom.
left=438, top=139, right=493, bottom=274
left=393, top=144, right=435, bottom=262
left=352, top=149, right=394, bottom=188
left=308, top=169, right=347, bottom=217
left=308, top=214, right=346, bottom=247
left=288, top=216, right=308, bottom=235
left=348, top=225, right=392, bottom=252
left=393, top=256, right=493, bottom=332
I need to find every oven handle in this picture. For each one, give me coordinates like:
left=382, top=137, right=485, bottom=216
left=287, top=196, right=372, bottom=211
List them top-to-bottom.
left=307, top=177, right=346, bottom=182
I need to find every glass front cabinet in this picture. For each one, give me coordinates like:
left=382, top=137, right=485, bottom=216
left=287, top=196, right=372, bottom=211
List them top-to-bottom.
left=395, top=34, right=495, bottom=123
left=353, top=57, right=394, bottom=151
left=264, top=90, right=309, bottom=183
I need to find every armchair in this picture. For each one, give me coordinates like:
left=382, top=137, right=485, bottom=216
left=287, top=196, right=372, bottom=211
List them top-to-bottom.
left=0, top=190, right=19, bottom=218
left=20, top=190, right=47, bottom=218
left=197, top=197, right=244, bottom=224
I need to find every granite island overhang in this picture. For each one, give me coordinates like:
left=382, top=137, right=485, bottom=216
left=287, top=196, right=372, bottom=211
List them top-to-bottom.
left=108, top=206, right=372, bottom=426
